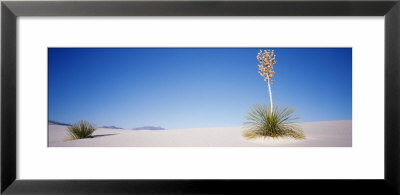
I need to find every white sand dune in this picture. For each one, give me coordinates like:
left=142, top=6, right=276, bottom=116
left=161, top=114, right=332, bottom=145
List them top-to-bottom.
left=48, top=120, right=351, bottom=147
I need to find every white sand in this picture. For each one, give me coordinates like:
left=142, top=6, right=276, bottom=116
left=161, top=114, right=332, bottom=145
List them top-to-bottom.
left=48, top=120, right=351, bottom=147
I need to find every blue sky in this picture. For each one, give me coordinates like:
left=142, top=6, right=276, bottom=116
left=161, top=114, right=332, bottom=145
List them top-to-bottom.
left=48, top=48, right=352, bottom=129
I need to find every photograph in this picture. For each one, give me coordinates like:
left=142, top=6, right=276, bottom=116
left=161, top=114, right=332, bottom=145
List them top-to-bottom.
left=48, top=48, right=352, bottom=147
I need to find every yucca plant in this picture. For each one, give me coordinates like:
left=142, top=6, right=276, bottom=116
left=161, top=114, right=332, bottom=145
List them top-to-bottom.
left=243, top=49, right=304, bottom=139
left=243, top=104, right=304, bottom=139
left=67, top=120, right=97, bottom=139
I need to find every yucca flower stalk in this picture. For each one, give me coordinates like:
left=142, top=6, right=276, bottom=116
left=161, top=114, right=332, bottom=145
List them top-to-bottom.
left=257, top=49, right=276, bottom=114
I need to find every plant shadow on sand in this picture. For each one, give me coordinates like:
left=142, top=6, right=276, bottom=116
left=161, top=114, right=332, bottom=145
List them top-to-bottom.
left=64, top=133, right=118, bottom=142
left=91, top=134, right=118, bottom=138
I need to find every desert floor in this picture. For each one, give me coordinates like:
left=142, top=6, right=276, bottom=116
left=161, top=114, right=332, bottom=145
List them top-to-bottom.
left=49, top=120, right=351, bottom=147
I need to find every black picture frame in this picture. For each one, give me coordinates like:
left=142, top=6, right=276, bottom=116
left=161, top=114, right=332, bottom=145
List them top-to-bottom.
left=1, top=0, right=399, bottom=194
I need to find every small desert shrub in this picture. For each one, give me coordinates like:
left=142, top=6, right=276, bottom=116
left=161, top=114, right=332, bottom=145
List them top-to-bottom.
left=243, top=104, right=305, bottom=139
left=67, top=120, right=97, bottom=139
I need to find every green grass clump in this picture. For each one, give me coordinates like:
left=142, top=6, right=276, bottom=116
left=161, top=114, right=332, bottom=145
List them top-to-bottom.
left=243, top=104, right=305, bottom=139
left=67, top=120, right=97, bottom=140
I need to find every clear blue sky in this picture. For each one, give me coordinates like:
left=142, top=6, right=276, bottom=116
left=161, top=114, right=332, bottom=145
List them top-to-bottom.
left=48, top=48, right=352, bottom=129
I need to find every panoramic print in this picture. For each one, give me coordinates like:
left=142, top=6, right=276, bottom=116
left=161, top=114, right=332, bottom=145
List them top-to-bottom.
left=48, top=48, right=352, bottom=147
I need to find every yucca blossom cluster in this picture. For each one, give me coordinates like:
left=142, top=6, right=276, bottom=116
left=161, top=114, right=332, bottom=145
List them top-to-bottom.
left=257, top=49, right=277, bottom=114
left=257, top=49, right=276, bottom=83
